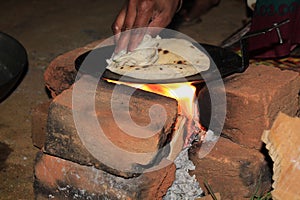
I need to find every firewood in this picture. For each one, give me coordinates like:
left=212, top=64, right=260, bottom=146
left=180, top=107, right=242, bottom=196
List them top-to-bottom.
left=262, top=112, right=300, bottom=200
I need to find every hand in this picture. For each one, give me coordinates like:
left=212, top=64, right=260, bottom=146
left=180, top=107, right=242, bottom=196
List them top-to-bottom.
left=112, top=0, right=180, bottom=53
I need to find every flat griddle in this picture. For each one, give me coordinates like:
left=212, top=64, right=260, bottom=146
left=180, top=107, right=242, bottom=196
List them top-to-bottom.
left=75, top=43, right=248, bottom=84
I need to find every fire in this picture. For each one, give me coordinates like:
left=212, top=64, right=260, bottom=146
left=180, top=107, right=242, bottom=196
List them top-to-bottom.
left=106, top=79, right=205, bottom=147
left=128, top=83, right=197, bottom=117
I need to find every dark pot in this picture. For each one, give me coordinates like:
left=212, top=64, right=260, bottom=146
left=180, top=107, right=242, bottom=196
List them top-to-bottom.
left=0, top=32, right=28, bottom=102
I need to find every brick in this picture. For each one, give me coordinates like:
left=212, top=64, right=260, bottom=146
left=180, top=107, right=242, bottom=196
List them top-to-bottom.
left=44, top=39, right=112, bottom=97
left=199, top=64, right=300, bottom=149
left=44, top=76, right=178, bottom=178
left=31, top=100, right=52, bottom=149
left=189, top=137, right=272, bottom=200
left=34, top=152, right=176, bottom=200
left=196, top=193, right=221, bottom=200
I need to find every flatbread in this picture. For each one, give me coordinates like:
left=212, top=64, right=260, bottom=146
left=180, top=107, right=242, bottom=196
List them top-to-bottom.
left=106, top=35, right=210, bottom=80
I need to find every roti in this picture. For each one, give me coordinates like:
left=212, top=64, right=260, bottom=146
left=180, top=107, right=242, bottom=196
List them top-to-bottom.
left=106, top=35, right=210, bottom=80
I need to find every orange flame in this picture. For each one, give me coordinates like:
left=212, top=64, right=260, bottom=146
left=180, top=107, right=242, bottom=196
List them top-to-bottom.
left=106, top=79, right=204, bottom=146
left=106, top=80, right=198, bottom=121
left=139, top=83, right=197, bottom=118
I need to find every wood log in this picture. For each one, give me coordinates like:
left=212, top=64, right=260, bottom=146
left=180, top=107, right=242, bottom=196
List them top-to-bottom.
left=262, top=112, right=300, bottom=200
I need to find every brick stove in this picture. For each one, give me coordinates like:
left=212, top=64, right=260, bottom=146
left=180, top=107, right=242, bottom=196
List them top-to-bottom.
left=32, top=40, right=300, bottom=199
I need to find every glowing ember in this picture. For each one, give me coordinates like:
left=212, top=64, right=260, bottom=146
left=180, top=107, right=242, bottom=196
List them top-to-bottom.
left=106, top=79, right=206, bottom=147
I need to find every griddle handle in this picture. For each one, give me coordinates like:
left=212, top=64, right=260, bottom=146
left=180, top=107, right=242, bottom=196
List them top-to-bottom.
left=239, top=19, right=290, bottom=72
left=240, top=38, right=249, bottom=72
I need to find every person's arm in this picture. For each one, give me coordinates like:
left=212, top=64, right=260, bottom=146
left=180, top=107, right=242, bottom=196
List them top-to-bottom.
left=112, top=0, right=181, bottom=53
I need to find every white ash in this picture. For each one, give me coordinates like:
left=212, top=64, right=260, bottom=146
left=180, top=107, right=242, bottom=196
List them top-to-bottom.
left=203, top=130, right=219, bottom=142
left=163, top=147, right=203, bottom=199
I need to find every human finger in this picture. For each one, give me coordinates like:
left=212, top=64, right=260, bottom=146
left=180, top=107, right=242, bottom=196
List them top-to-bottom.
left=114, top=0, right=139, bottom=53
left=146, top=0, right=178, bottom=37
left=149, top=0, right=178, bottom=28
left=127, top=1, right=155, bottom=51
left=111, top=4, right=127, bottom=43
left=114, top=29, right=132, bottom=53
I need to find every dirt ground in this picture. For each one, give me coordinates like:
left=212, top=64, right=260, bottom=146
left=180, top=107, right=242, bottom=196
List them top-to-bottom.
left=0, top=0, right=247, bottom=199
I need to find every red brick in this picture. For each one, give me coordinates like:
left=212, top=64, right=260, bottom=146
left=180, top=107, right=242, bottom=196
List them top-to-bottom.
left=44, top=39, right=109, bottom=97
left=199, top=64, right=300, bottom=149
left=44, top=77, right=178, bottom=177
left=31, top=100, right=52, bottom=149
left=189, top=137, right=272, bottom=200
left=34, top=152, right=175, bottom=200
left=196, top=193, right=221, bottom=200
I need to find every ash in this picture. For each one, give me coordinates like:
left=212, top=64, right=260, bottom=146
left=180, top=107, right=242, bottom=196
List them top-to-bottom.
left=163, top=147, right=203, bottom=200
